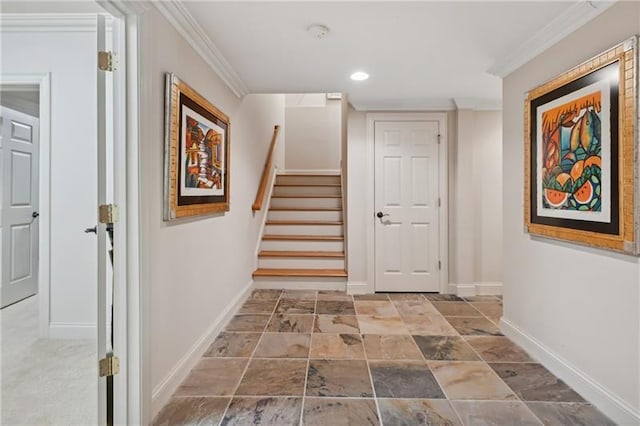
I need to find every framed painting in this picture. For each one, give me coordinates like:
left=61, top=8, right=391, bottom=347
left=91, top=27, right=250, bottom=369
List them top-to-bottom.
left=525, top=37, right=638, bottom=254
left=164, top=73, right=230, bottom=220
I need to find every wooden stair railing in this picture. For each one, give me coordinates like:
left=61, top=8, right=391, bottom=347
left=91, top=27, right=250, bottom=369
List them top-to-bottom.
left=252, top=125, right=281, bottom=212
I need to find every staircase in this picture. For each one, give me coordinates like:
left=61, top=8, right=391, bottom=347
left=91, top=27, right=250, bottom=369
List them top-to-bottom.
left=253, top=173, right=347, bottom=290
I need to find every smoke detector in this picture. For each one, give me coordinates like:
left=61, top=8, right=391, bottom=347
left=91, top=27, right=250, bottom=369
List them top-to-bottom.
left=307, top=24, right=330, bottom=39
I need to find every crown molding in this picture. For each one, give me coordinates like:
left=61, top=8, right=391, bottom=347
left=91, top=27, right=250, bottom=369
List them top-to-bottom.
left=153, top=1, right=249, bottom=98
left=488, top=1, right=615, bottom=78
left=0, top=13, right=112, bottom=32
left=454, top=97, right=502, bottom=111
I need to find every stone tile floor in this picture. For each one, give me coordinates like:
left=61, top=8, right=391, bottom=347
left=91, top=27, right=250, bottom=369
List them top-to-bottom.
left=153, top=290, right=615, bottom=425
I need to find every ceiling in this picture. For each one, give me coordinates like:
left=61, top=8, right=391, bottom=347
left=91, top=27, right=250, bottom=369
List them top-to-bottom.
left=181, top=1, right=610, bottom=111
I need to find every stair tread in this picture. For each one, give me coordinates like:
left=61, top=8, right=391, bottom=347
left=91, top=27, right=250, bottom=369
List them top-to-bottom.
left=275, top=183, right=341, bottom=187
left=272, top=195, right=342, bottom=199
left=269, top=207, right=342, bottom=212
left=266, top=220, right=343, bottom=225
left=263, top=234, right=344, bottom=241
left=259, top=250, right=345, bottom=258
left=253, top=268, right=347, bottom=278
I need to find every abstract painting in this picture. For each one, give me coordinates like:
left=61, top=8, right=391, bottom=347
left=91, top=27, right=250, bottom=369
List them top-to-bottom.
left=525, top=38, right=638, bottom=254
left=164, top=73, right=230, bottom=220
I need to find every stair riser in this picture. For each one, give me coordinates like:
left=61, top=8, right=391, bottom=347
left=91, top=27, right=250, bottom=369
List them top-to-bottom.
left=276, top=175, right=341, bottom=185
left=273, top=186, right=341, bottom=197
left=270, top=198, right=342, bottom=209
left=268, top=210, right=343, bottom=221
left=265, top=224, right=343, bottom=236
left=261, top=240, right=344, bottom=251
left=257, top=257, right=345, bottom=269
left=253, top=277, right=347, bottom=291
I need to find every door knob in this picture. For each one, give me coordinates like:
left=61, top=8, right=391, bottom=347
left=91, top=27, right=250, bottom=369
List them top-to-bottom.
left=376, top=211, right=389, bottom=218
left=32, top=212, right=39, bottom=219
left=85, top=226, right=97, bottom=234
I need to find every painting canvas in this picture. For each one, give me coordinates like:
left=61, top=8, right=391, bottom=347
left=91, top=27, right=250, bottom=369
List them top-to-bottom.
left=525, top=38, right=638, bottom=254
left=164, top=73, right=230, bottom=220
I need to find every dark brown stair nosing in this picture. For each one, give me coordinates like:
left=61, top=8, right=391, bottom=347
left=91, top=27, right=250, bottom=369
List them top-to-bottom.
left=266, top=220, right=343, bottom=226
left=262, top=234, right=344, bottom=241
left=258, top=250, right=345, bottom=258
left=252, top=268, right=347, bottom=278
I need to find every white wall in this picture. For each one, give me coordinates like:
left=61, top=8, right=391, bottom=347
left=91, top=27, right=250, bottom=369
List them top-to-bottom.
left=502, top=2, right=640, bottom=424
left=137, top=7, right=285, bottom=417
left=1, top=29, right=98, bottom=337
left=284, top=94, right=341, bottom=171
left=347, top=109, right=502, bottom=294
left=451, top=110, right=503, bottom=291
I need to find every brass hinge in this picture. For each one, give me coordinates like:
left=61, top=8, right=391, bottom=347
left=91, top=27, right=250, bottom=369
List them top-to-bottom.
left=98, top=51, right=116, bottom=72
left=99, top=204, right=119, bottom=224
left=99, top=355, right=120, bottom=377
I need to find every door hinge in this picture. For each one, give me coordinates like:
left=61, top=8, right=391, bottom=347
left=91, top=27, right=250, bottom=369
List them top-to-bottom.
left=98, top=51, right=116, bottom=72
left=437, top=134, right=441, bottom=144
left=99, top=204, right=119, bottom=224
left=438, top=260, right=442, bottom=270
left=99, top=355, right=120, bottom=377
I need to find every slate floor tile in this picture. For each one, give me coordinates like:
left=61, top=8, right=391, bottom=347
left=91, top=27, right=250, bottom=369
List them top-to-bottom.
left=316, top=300, right=356, bottom=315
left=225, top=314, right=270, bottom=332
left=266, top=314, right=314, bottom=333
left=314, top=315, right=360, bottom=333
left=446, top=317, right=502, bottom=336
left=203, top=332, right=261, bottom=358
left=253, top=333, right=310, bottom=358
left=309, top=333, right=364, bottom=359
left=362, top=335, right=423, bottom=360
left=413, top=335, right=481, bottom=361
left=464, top=336, right=533, bottom=362
left=175, top=358, right=248, bottom=396
left=235, top=359, right=307, bottom=396
left=306, top=359, right=373, bottom=397
left=369, top=360, right=446, bottom=399
left=429, top=361, right=516, bottom=400
left=490, top=363, right=586, bottom=402
left=152, top=397, right=230, bottom=426
left=221, top=397, right=302, bottom=426
left=303, top=398, right=379, bottom=426
left=378, top=398, right=461, bottom=426
left=451, top=400, right=543, bottom=425
left=526, top=402, right=616, bottom=426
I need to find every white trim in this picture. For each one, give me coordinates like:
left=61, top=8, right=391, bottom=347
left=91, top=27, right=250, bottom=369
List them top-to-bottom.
left=152, top=1, right=248, bottom=98
left=487, top=1, right=615, bottom=77
left=0, top=13, right=113, bottom=32
left=0, top=73, right=52, bottom=339
left=365, top=113, right=449, bottom=295
left=254, top=279, right=345, bottom=291
left=150, top=280, right=254, bottom=418
left=347, top=281, right=370, bottom=295
left=448, top=282, right=503, bottom=297
left=501, top=318, right=640, bottom=425
left=49, top=322, right=96, bottom=339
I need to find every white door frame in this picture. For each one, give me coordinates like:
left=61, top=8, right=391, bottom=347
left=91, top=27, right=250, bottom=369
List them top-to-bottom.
left=0, top=73, right=52, bottom=337
left=366, top=112, right=449, bottom=294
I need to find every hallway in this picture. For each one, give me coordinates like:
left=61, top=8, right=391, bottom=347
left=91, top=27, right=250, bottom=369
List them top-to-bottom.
left=153, top=290, right=613, bottom=425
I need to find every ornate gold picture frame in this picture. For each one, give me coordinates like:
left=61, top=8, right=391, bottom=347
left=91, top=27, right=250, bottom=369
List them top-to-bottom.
left=524, top=37, right=638, bottom=254
left=164, top=73, right=230, bottom=220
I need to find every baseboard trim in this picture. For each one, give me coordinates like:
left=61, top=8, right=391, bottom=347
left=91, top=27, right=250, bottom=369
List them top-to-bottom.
left=150, top=280, right=254, bottom=418
left=347, top=281, right=372, bottom=295
left=448, top=282, right=503, bottom=297
left=501, top=318, right=640, bottom=425
left=49, top=322, right=96, bottom=339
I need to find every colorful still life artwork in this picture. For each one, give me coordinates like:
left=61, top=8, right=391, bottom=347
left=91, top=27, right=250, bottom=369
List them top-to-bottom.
left=541, top=92, right=601, bottom=211
left=180, top=106, right=225, bottom=197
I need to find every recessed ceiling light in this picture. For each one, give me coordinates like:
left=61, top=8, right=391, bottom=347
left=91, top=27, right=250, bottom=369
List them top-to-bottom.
left=307, top=24, right=330, bottom=39
left=350, top=71, right=370, bottom=81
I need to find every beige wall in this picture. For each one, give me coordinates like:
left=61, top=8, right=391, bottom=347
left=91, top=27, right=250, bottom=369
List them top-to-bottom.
left=502, top=2, right=640, bottom=423
left=138, top=7, right=285, bottom=418
left=284, top=97, right=341, bottom=171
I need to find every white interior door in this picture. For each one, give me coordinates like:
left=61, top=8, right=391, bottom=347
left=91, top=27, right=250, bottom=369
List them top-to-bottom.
left=0, top=106, right=39, bottom=307
left=374, top=120, right=440, bottom=292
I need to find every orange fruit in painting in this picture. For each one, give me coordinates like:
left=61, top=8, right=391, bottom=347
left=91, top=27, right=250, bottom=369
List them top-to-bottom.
left=584, top=156, right=601, bottom=169
left=570, top=160, right=585, bottom=182
left=555, top=172, right=572, bottom=187
left=574, top=180, right=593, bottom=204
left=545, top=189, right=568, bottom=208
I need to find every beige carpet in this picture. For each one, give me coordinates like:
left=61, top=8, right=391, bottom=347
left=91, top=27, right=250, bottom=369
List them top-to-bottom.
left=1, top=295, right=97, bottom=425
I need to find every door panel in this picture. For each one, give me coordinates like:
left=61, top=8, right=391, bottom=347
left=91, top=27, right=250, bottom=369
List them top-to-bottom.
left=1, top=106, right=39, bottom=307
left=374, top=120, right=440, bottom=292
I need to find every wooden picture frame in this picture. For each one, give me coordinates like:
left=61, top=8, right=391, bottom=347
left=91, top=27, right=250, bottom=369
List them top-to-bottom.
left=524, top=37, right=638, bottom=254
left=164, top=73, right=230, bottom=220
